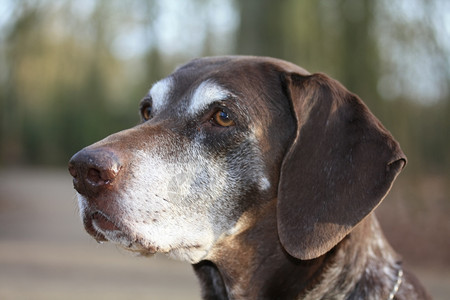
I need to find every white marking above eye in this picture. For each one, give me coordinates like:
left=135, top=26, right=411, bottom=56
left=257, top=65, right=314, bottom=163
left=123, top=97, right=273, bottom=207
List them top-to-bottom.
left=149, top=77, right=173, bottom=112
left=188, top=80, right=232, bottom=116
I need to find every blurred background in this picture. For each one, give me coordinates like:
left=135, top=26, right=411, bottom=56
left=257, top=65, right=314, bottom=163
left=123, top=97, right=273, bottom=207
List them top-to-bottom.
left=0, top=0, right=449, bottom=299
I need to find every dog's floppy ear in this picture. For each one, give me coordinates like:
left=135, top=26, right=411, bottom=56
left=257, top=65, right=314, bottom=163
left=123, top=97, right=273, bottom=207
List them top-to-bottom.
left=277, top=73, right=406, bottom=260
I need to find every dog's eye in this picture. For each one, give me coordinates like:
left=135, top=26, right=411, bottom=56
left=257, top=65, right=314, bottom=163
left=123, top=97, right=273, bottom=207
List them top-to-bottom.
left=141, top=103, right=153, bottom=121
left=211, top=109, right=235, bottom=127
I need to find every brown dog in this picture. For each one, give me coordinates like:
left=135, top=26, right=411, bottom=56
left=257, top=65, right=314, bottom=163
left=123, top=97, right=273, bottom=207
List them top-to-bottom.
left=69, top=56, right=430, bottom=299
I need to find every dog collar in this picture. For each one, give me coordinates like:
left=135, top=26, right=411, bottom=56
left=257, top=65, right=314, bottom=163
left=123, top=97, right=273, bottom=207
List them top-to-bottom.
left=388, top=267, right=403, bottom=300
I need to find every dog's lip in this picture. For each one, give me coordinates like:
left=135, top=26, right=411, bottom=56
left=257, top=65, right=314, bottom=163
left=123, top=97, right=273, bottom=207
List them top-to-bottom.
left=83, top=210, right=158, bottom=255
left=83, top=210, right=113, bottom=242
left=91, top=211, right=121, bottom=232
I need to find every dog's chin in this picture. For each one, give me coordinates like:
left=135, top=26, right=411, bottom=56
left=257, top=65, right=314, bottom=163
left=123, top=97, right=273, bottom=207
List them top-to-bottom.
left=81, top=209, right=210, bottom=263
left=83, top=211, right=157, bottom=257
left=166, top=247, right=209, bottom=264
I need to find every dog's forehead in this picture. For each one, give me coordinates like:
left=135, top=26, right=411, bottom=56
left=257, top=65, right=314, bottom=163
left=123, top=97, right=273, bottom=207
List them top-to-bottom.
left=148, top=56, right=308, bottom=116
left=149, top=77, right=174, bottom=112
left=149, top=77, right=232, bottom=116
left=188, top=80, right=232, bottom=115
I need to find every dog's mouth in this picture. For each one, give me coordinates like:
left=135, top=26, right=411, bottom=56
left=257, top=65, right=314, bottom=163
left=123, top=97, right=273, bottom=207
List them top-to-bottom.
left=83, top=210, right=157, bottom=256
left=83, top=211, right=113, bottom=242
left=92, top=211, right=120, bottom=232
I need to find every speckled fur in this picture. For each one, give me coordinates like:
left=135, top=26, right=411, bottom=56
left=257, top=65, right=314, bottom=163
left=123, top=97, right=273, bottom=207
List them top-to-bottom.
left=70, top=56, right=431, bottom=300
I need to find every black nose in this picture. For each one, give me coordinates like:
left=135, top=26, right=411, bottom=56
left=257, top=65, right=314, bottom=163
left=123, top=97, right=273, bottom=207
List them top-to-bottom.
left=68, top=148, right=122, bottom=196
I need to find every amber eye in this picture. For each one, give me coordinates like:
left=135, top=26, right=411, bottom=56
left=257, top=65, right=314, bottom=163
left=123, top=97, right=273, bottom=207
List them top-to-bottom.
left=141, top=103, right=153, bottom=121
left=211, top=109, right=235, bottom=127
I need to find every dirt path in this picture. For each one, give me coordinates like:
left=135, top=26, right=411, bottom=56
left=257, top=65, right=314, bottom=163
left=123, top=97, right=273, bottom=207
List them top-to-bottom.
left=0, top=169, right=448, bottom=299
left=0, top=169, right=200, bottom=300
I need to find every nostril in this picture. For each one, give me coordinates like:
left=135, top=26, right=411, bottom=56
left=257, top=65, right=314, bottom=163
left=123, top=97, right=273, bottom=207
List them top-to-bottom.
left=86, top=163, right=121, bottom=186
left=87, top=168, right=103, bottom=186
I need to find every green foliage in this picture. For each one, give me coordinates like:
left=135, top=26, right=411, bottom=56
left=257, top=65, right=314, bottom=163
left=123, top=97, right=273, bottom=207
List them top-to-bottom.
left=0, top=0, right=448, bottom=176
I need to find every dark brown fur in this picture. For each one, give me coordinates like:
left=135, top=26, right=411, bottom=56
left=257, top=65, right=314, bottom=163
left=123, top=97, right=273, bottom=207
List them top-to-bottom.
left=69, top=56, right=430, bottom=299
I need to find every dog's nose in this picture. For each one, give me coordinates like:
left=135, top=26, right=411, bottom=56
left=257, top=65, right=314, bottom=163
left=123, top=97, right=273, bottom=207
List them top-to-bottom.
left=68, top=148, right=122, bottom=196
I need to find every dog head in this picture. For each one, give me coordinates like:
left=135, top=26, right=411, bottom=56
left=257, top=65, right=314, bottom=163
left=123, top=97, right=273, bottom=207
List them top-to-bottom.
left=69, top=56, right=405, bottom=263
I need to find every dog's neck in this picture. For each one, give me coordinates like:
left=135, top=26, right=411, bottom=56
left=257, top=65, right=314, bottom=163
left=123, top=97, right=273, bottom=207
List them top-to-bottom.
left=193, top=201, right=402, bottom=300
